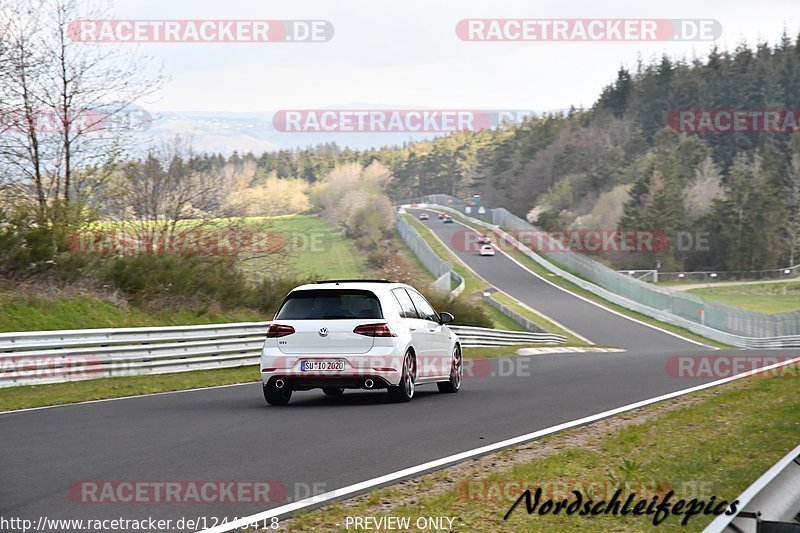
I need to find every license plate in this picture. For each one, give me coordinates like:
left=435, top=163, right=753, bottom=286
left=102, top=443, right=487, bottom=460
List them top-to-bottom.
left=301, top=360, right=345, bottom=371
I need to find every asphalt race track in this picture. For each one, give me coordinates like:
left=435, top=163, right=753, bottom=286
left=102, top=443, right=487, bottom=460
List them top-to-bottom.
left=406, top=208, right=701, bottom=351
left=1, top=209, right=793, bottom=531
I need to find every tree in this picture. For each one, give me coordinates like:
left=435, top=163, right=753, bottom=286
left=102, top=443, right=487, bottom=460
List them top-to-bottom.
left=0, top=0, right=162, bottom=225
left=596, top=67, right=632, bottom=118
left=103, top=137, right=226, bottom=255
left=785, top=151, right=800, bottom=265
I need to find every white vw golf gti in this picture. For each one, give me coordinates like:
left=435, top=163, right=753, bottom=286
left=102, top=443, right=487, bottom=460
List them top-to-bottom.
left=260, top=280, right=462, bottom=405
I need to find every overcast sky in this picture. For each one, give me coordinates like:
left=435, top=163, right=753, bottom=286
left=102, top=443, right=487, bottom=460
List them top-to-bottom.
left=108, top=0, right=800, bottom=113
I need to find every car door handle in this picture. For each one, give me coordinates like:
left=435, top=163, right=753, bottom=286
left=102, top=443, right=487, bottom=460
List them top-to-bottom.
left=409, top=326, right=417, bottom=331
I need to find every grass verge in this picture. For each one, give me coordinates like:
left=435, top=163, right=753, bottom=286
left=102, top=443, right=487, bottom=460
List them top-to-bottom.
left=437, top=209, right=730, bottom=350
left=237, top=214, right=366, bottom=280
left=405, top=215, right=489, bottom=293
left=406, top=215, right=583, bottom=337
left=497, top=245, right=731, bottom=349
left=687, top=282, right=800, bottom=314
left=491, top=292, right=590, bottom=346
left=0, top=293, right=266, bottom=333
left=484, top=307, right=526, bottom=331
left=0, top=346, right=548, bottom=412
left=0, top=365, right=260, bottom=412
left=283, top=371, right=800, bottom=532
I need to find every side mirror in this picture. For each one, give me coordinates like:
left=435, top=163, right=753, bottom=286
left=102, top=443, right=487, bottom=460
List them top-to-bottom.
left=439, top=312, right=454, bottom=324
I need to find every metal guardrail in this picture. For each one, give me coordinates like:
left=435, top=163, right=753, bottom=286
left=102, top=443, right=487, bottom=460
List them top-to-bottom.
left=419, top=195, right=800, bottom=338
left=420, top=200, right=800, bottom=348
left=396, top=210, right=550, bottom=333
left=396, top=213, right=453, bottom=293
left=658, top=265, right=800, bottom=283
left=451, top=271, right=465, bottom=296
left=483, top=293, right=547, bottom=333
left=0, top=322, right=270, bottom=387
left=0, top=323, right=565, bottom=387
left=450, top=325, right=565, bottom=347
left=706, top=444, right=800, bottom=532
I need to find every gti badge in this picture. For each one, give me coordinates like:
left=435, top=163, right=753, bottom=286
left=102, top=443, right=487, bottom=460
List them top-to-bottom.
left=318, top=327, right=329, bottom=337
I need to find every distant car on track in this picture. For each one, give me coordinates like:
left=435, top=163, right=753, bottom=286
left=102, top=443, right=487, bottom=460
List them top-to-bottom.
left=438, top=212, right=446, bottom=219
left=418, top=213, right=429, bottom=220
left=443, top=215, right=454, bottom=223
left=477, top=234, right=492, bottom=245
left=479, top=244, right=495, bottom=256
left=261, top=280, right=462, bottom=405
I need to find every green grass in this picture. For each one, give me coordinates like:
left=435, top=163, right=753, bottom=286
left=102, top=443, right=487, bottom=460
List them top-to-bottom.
left=434, top=210, right=728, bottom=349
left=93, top=214, right=366, bottom=281
left=235, top=214, right=366, bottom=280
left=405, top=215, right=490, bottom=294
left=407, top=215, right=597, bottom=345
left=407, top=215, right=525, bottom=332
left=407, top=215, right=523, bottom=331
left=499, top=244, right=730, bottom=349
left=657, top=278, right=799, bottom=287
left=657, top=279, right=731, bottom=287
left=687, top=282, right=800, bottom=314
left=491, top=292, right=591, bottom=346
left=0, top=293, right=266, bottom=333
left=484, top=306, right=527, bottom=331
left=461, top=344, right=567, bottom=359
left=0, top=345, right=536, bottom=411
left=0, top=366, right=260, bottom=412
left=286, top=372, right=800, bottom=532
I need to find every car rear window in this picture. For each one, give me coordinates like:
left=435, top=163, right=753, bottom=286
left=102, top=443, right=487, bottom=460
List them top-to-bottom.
left=275, top=289, right=383, bottom=320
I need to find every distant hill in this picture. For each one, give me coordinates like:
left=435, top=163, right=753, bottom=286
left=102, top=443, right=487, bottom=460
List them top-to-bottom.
left=136, top=106, right=565, bottom=154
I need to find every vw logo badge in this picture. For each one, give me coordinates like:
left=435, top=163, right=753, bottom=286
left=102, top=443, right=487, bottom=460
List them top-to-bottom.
left=318, top=327, right=329, bottom=337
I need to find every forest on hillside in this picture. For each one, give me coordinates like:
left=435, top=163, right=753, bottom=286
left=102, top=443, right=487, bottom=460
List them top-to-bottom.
left=15, top=32, right=799, bottom=274
left=204, top=34, right=800, bottom=273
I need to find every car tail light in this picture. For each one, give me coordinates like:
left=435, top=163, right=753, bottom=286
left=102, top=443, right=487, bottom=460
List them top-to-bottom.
left=353, top=323, right=397, bottom=337
left=267, top=324, right=295, bottom=338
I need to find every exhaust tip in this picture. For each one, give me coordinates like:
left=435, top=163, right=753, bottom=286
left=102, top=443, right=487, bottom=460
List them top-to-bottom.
left=275, top=379, right=285, bottom=389
left=364, top=379, right=374, bottom=389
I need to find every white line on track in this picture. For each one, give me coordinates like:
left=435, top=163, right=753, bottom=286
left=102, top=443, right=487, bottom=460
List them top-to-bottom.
left=429, top=207, right=714, bottom=349
left=410, top=210, right=590, bottom=344
left=201, top=355, right=800, bottom=533
left=0, top=379, right=258, bottom=415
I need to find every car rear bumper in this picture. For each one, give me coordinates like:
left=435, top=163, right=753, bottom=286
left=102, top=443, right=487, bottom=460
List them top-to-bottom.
left=260, top=350, right=404, bottom=387
left=264, top=375, right=393, bottom=390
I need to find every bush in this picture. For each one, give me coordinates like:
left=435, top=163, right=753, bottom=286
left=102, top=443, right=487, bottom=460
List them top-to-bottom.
left=0, top=199, right=99, bottom=279
left=0, top=209, right=82, bottom=278
left=365, top=249, right=393, bottom=269
left=100, top=254, right=250, bottom=308
left=249, top=275, right=315, bottom=316
left=423, top=292, right=493, bottom=328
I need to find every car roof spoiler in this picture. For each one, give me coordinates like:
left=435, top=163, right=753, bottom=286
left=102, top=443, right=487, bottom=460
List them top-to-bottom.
left=314, top=279, right=397, bottom=284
